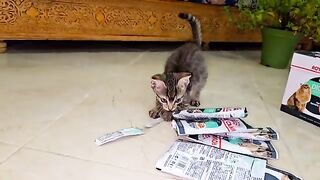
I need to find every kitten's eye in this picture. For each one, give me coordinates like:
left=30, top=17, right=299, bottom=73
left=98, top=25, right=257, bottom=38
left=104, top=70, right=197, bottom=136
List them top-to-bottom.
left=160, top=98, right=167, bottom=103
left=175, top=98, right=182, bottom=103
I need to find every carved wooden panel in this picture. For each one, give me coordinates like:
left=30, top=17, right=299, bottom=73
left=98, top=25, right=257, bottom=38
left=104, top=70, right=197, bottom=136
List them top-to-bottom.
left=0, top=0, right=261, bottom=42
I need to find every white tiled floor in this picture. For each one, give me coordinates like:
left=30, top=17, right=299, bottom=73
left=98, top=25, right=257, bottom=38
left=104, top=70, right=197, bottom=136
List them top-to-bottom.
left=0, top=48, right=319, bottom=180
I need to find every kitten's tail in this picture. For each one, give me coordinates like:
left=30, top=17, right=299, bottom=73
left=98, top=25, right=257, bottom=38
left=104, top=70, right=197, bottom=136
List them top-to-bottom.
left=179, top=13, right=202, bottom=46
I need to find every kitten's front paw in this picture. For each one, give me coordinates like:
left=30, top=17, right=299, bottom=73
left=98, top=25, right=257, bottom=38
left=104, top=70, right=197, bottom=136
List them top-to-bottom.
left=190, top=100, right=200, bottom=107
left=149, top=109, right=160, bottom=119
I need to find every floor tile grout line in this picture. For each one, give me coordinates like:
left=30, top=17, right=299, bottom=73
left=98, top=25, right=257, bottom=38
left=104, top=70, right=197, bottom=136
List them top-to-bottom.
left=0, top=52, right=151, bottom=162
left=124, top=52, right=147, bottom=67
left=249, top=69, right=303, bottom=174
left=249, top=69, right=277, bottom=126
left=0, top=85, right=170, bottom=178
left=0, top=91, right=91, bottom=164
left=258, top=92, right=303, bottom=174
left=0, top=141, right=17, bottom=147
left=20, top=146, right=170, bottom=179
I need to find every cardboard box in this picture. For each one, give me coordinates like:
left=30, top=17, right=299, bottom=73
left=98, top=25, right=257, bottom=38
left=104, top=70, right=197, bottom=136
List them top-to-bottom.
left=281, top=52, right=320, bottom=127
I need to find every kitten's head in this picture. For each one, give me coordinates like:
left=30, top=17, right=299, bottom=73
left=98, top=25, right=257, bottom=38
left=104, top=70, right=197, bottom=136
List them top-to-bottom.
left=151, top=72, right=191, bottom=111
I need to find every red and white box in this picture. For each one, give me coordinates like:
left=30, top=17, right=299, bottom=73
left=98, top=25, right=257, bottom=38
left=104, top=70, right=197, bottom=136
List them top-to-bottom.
left=281, top=52, right=320, bottom=127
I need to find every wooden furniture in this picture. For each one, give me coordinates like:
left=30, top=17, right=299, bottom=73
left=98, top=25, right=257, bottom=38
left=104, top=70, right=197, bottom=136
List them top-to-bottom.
left=0, top=0, right=261, bottom=52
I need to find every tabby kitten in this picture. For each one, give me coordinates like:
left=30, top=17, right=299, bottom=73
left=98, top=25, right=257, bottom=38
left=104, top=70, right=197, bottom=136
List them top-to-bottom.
left=149, top=13, right=208, bottom=121
left=287, top=84, right=311, bottom=112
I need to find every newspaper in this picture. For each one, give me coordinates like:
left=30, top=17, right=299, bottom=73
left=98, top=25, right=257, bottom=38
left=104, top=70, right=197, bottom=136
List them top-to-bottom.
left=173, top=107, right=248, bottom=120
left=145, top=118, right=163, bottom=128
left=172, top=118, right=255, bottom=135
left=216, top=127, right=279, bottom=141
left=95, top=128, right=144, bottom=146
left=183, top=134, right=278, bottom=159
left=156, top=140, right=267, bottom=180
left=265, top=165, right=302, bottom=180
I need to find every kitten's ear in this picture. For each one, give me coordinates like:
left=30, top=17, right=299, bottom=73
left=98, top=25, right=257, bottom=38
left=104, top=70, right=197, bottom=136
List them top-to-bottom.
left=176, top=73, right=191, bottom=91
left=151, top=74, right=167, bottom=95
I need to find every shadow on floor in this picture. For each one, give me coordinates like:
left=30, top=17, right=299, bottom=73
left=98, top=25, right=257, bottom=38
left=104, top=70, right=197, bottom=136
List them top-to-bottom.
left=5, top=40, right=262, bottom=53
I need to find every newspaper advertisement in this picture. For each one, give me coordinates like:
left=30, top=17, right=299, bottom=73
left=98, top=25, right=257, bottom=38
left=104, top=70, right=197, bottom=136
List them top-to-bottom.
left=173, top=107, right=248, bottom=120
left=172, top=118, right=255, bottom=135
left=216, top=127, right=279, bottom=141
left=183, top=134, right=278, bottom=159
left=156, top=140, right=267, bottom=180
left=265, top=165, right=302, bottom=180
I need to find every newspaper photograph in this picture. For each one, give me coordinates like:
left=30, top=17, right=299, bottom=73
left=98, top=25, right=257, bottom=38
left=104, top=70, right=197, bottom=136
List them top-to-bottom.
left=173, top=107, right=248, bottom=120
left=172, top=118, right=255, bottom=135
left=216, top=127, right=279, bottom=141
left=183, top=134, right=278, bottom=159
left=156, top=140, right=267, bottom=180
left=265, top=165, right=302, bottom=180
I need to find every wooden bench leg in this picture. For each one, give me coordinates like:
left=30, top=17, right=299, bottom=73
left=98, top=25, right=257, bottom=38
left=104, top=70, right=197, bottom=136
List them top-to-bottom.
left=0, top=41, right=7, bottom=53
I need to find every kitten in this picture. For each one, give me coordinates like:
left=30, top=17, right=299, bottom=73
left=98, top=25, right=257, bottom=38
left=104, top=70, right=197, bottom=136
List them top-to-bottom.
left=149, top=13, right=208, bottom=121
left=287, top=84, right=311, bottom=112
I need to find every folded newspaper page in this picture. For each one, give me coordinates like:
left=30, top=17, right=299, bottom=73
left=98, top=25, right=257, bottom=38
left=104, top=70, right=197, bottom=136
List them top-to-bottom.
left=173, top=107, right=248, bottom=120
left=145, top=118, right=163, bottom=128
left=172, top=118, right=255, bottom=135
left=216, top=127, right=279, bottom=141
left=95, top=128, right=144, bottom=146
left=183, top=134, right=278, bottom=159
left=156, top=140, right=267, bottom=180
left=265, top=165, right=302, bottom=180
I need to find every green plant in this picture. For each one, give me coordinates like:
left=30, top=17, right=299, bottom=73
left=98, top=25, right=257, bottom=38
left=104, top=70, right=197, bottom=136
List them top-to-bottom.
left=227, top=0, right=320, bottom=42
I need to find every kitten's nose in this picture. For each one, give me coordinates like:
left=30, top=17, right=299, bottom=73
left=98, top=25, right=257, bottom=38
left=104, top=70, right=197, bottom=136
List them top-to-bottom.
left=167, top=103, right=175, bottom=111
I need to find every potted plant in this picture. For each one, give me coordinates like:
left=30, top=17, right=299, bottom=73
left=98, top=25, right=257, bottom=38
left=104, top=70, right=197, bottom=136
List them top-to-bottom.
left=227, top=0, right=320, bottom=69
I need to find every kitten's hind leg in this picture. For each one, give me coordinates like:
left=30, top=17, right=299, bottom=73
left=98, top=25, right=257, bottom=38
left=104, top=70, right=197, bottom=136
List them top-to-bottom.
left=189, top=78, right=207, bottom=107
left=184, top=85, right=200, bottom=107
left=190, top=88, right=201, bottom=107
left=190, top=99, right=200, bottom=107
left=149, top=100, right=162, bottom=119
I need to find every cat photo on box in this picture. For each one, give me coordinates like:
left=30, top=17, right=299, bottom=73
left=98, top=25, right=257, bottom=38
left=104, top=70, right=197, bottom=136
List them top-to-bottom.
left=281, top=52, right=320, bottom=127
left=286, top=83, right=311, bottom=112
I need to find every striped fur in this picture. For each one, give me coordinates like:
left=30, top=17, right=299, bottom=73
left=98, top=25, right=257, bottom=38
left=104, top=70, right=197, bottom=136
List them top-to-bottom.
left=149, top=12, right=207, bottom=121
left=179, top=13, right=202, bottom=46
